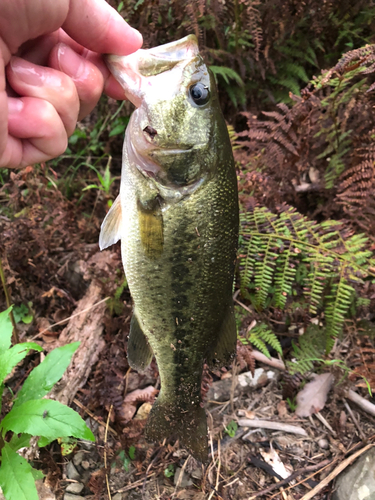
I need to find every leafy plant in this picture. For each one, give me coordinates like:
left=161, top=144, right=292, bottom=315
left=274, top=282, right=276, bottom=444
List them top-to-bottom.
left=82, top=157, right=118, bottom=198
left=238, top=205, right=375, bottom=354
left=12, top=303, right=33, bottom=325
left=0, top=307, right=94, bottom=500
left=240, top=322, right=282, bottom=358
left=286, top=396, right=297, bottom=412
left=224, top=420, right=238, bottom=438
left=164, top=464, right=175, bottom=478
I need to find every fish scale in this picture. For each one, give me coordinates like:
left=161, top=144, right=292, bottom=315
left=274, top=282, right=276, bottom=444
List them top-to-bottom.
left=99, top=35, right=238, bottom=462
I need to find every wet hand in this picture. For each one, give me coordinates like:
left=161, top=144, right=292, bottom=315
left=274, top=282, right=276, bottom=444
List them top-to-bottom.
left=0, top=0, right=142, bottom=168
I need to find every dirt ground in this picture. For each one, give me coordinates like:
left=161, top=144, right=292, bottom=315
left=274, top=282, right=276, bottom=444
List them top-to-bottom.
left=1, top=167, right=375, bottom=500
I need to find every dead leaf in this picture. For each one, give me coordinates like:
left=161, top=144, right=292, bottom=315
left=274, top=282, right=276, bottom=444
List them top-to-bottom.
left=295, top=373, right=334, bottom=417
left=124, top=385, right=158, bottom=403
left=277, top=400, right=288, bottom=418
left=118, top=402, right=137, bottom=424
left=134, top=402, right=153, bottom=420
left=260, top=444, right=292, bottom=479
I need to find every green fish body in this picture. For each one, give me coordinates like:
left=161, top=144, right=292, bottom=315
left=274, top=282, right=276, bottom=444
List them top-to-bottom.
left=100, top=36, right=238, bottom=462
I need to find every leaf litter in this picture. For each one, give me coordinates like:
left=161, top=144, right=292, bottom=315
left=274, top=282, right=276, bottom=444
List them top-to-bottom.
left=0, top=167, right=374, bottom=499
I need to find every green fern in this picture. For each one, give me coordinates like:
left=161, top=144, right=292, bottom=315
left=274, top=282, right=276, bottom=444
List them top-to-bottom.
left=209, top=65, right=246, bottom=108
left=239, top=205, right=375, bottom=353
left=241, top=323, right=282, bottom=358
left=286, top=325, right=326, bottom=375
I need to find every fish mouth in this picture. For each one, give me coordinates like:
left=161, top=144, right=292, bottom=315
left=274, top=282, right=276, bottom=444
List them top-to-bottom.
left=105, top=35, right=199, bottom=107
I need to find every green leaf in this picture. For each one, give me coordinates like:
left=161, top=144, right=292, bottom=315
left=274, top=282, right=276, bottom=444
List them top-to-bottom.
left=209, top=65, right=244, bottom=87
left=108, top=124, right=126, bottom=137
left=82, top=184, right=101, bottom=192
left=13, top=304, right=32, bottom=325
left=0, top=307, right=13, bottom=353
left=21, top=314, right=33, bottom=325
left=14, top=342, right=80, bottom=408
left=0, top=343, right=43, bottom=385
left=1, top=399, right=95, bottom=442
left=225, top=420, right=238, bottom=438
left=9, top=433, right=32, bottom=451
left=37, top=436, right=53, bottom=448
left=0, top=443, right=39, bottom=500
left=128, top=445, right=136, bottom=460
left=164, top=464, right=175, bottom=478
left=30, top=468, right=44, bottom=480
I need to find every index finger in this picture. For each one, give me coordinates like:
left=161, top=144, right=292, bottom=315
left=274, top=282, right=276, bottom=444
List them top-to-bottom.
left=62, top=0, right=143, bottom=56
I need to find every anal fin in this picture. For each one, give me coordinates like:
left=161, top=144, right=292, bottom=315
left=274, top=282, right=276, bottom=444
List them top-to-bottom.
left=99, top=195, right=122, bottom=250
left=206, top=303, right=237, bottom=369
left=127, top=313, right=153, bottom=371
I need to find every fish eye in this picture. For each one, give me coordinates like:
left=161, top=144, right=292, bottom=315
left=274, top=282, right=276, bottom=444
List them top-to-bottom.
left=189, top=83, right=210, bottom=106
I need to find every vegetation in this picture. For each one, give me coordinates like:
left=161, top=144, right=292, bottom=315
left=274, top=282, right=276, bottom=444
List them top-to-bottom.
left=1, top=0, right=375, bottom=493
left=0, top=308, right=94, bottom=500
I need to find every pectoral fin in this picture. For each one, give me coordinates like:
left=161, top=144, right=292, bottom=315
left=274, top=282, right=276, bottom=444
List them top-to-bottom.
left=99, top=195, right=122, bottom=250
left=138, top=199, right=163, bottom=259
left=206, top=303, right=237, bottom=369
left=127, top=313, right=153, bottom=371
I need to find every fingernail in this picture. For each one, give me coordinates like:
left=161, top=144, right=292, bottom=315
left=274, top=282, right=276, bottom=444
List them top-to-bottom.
left=130, top=27, right=143, bottom=46
left=57, top=43, right=85, bottom=80
left=10, top=57, right=45, bottom=86
left=8, top=97, right=24, bottom=114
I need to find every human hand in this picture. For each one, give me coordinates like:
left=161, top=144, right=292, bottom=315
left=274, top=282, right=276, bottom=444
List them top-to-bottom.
left=0, top=0, right=142, bottom=169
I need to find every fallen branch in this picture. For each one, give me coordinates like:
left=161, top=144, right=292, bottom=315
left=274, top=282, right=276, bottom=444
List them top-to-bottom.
left=49, top=281, right=107, bottom=405
left=251, top=350, right=286, bottom=371
left=347, top=389, right=375, bottom=417
left=238, top=418, right=308, bottom=437
left=298, top=443, right=375, bottom=500
left=248, top=459, right=331, bottom=499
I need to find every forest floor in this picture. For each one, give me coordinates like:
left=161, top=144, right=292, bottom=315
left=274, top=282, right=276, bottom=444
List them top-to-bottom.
left=0, top=158, right=375, bottom=500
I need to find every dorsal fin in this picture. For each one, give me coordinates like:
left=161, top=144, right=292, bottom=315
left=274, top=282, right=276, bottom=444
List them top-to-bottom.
left=99, top=195, right=122, bottom=250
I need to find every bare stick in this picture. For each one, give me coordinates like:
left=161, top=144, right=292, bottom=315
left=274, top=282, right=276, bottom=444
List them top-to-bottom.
left=29, top=296, right=110, bottom=341
left=251, top=350, right=286, bottom=371
left=347, top=389, right=375, bottom=417
left=73, top=398, right=117, bottom=436
left=343, top=400, right=366, bottom=440
left=104, top=405, right=113, bottom=500
left=238, top=419, right=308, bottom=437
left=298, top=444, right=374, bottom=500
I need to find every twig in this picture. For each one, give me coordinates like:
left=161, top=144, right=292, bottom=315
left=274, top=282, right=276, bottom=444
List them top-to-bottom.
left=0, top=256, right=19, bottom=343
left=29, top=296, right=110, bottom=341
left=234, top=297, right=253, bottom=315
left=251, top=350, right=286, bottom=371
left=347, top=389, right=375, bottom=417
left=73, top=398, right=117, bottom=436
left=343, top=400, right=366, bottom=440
left=104, top=405, right=113, bottom=500
left=315, top=412, right=336, bottom=436
left=238, top=419, right=308, bottom=437
left=208, top=440, right=221, bottom=500
left=143, top=441, right=166, bottom=499
left=299, top=443, right=374, bottom=500
left=173, top=455, right=191, bottom=496
left=248, top=459, right=331, bottom=499
left=117, top=473, right=156, bottom=493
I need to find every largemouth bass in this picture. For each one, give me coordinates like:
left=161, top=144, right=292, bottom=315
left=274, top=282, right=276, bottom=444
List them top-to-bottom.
left=99, top=35, right=238, bottom=462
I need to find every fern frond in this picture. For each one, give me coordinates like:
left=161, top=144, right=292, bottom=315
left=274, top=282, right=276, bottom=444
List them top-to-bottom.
left=239, top=205, right=375, bottom=352
left=241, top=323, right=282, bottom=358
left=286, top=325, right=326, bottom=376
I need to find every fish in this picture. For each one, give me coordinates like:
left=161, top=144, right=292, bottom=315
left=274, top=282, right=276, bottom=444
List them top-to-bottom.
left=99, top=35, right=239, bottom=462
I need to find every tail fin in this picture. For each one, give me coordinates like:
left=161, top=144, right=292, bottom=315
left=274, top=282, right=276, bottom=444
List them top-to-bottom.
left=145, top=392, right=208, bottom=463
